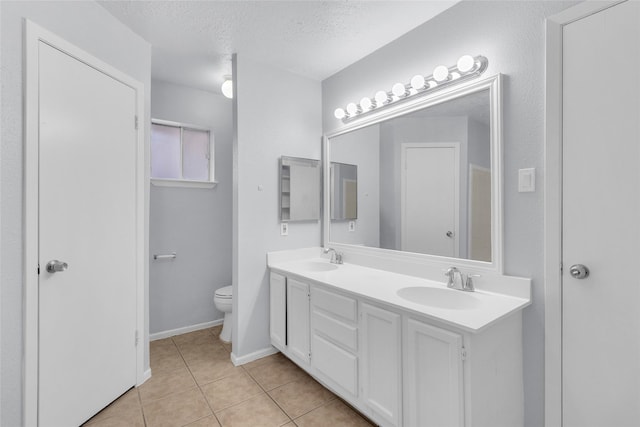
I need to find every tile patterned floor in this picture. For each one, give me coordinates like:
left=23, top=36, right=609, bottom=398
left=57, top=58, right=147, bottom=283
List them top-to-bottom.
left=83, top=326, right=374, bottom=427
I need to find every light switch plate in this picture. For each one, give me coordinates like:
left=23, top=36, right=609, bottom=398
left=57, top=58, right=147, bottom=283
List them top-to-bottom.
left=518, top=168, right=536, bottom=192
left=348, top=221, right=355, bottom=232
left=280, top=223, right=288, bottom=236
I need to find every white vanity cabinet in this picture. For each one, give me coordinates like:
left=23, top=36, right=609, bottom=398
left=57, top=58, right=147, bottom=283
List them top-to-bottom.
left=268, top=269, right=525, bottom=427
left=269, top=272, right=310, bottom=365
left=269, top=272, right=287, bottom=349
left=287, top=278, right=311, bottom=364
left=310, top=286, right=359, bottom=399
left=360, top=303, right=403, bottom=427
left=404, top=318, right=464, bottom=427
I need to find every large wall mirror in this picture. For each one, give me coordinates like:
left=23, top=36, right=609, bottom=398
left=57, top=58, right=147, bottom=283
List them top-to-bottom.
left=323, top=74, right=502, bottom=271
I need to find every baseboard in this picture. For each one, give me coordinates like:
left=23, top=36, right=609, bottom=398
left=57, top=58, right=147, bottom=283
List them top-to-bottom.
left=149, top=319, right=223, bottom=341
left=231, top=346, right=279, bottom=366
left=140, top=368, right=152, bottom=385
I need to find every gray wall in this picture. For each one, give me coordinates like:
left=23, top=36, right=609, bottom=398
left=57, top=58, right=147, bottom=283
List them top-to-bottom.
left=0, top=2, right=151, bottom=425
left=321, top=2, right=577, bottom=426
left=233, top=55, right=322, bottom=360
left=150, top=80, right=233, bottom=335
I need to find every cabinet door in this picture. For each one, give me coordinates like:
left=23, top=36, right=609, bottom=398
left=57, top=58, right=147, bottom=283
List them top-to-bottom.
left=269, top=272, right=286, bottom=350
left=287, top=278, right=310, bottom=364
left=361, top=303, right=402, bottom=427
left=405, top=319, right=464, bottom=427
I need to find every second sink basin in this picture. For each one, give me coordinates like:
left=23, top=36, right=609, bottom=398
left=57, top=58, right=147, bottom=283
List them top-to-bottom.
left=295, top=261, right=339, bottom=272
left=397, top=286, right=480, bottom=310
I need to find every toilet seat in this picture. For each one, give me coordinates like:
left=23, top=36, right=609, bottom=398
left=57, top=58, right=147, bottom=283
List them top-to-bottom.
left=215, top=285, right=232, bottom=299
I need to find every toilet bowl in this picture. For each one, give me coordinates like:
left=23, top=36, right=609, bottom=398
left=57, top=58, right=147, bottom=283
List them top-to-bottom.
left=214, top=285, right=233, bottom=343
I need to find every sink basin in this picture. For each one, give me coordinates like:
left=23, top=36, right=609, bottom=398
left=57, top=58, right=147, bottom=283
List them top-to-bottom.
left=295, top=261, right=339, bottom=272
left=396, top=286, right=479, bottom=310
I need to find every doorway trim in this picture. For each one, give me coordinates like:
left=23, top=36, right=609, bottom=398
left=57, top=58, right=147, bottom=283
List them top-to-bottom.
left=544, top=2, right=625, bottom=426
left=23, top=20, right=147, bottom=426
left=400, top=142, right=460, bottom=257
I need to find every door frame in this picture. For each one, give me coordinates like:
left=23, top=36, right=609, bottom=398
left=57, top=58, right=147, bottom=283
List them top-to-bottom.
left=544, top=2, right=626, bottom=425
left=23, top=20, right=147, bottom=426
left=400, top=142, right=460, bottom=257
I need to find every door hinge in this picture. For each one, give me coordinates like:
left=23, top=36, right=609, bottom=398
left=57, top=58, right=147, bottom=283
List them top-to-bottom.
left=134, top=116, right=139, bottom=130
left=560, top=262, right=564, bottom=274
left=37, top=264, right=40, bottom=275
left=135, top=330, right=139, bottom=346
left=461, top=346, right=467, bottom=361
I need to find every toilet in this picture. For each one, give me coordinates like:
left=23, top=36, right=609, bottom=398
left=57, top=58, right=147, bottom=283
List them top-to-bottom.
left=214, top=285, right=233, bottom=343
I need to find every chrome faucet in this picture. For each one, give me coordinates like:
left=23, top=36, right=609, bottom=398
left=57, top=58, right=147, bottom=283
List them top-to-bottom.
left=323, top=247, right=343, bottom=264
left=444, top=267, right=477, bottom=292
left=445, top=267, right=463, bottom=289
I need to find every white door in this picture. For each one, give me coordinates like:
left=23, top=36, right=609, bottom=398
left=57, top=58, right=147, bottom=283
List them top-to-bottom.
left=562, top=2, right=640, bottom=425
left=38, top=42, right=138, bottom=426
left=401, top=143, right=459, bottom=257
left=287, top=278, right=310, bottom=364
left=360, top=303, right=402, bottom=427
left=404, top=319, right=463, bottom=427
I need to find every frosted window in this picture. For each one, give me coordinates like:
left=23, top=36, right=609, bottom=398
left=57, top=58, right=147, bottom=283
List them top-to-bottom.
left=150, top=120, right=214, bottom=183
left=151, top=124, right=181, bottom=179
left=182, top=128, right=210, bottom=181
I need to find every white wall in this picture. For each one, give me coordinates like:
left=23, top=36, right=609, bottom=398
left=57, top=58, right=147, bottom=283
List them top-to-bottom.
left=0, top=1, right=151, bottom=425
left=321, top=2, right=578, bottom=426
left=233, top=55, right=322, bottom=360
left=150, top=81, right=232, bottom=335
left=329, top=125, right=380, bottom=247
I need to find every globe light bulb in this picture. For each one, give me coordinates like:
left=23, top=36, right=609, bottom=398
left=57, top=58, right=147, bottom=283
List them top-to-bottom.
left=457, top=55, right=476, bottom=73
left=433, top=65, right=450, bottom=82
left=410, top=75, right=426, bottom=90
left=221, top=78, right=233, bottom=99
left=392, top=83, right=407, bottom=98
left=375, top=90, right=390, bottom=106
left=360, top=97, right=373, bottom=111
left=346, top=102, right=360, bottom=116
left=334, top=108, right=346, bottom=120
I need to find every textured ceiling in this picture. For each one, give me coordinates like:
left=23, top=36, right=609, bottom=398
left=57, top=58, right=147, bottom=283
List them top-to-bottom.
left=99, top=1, right=460, bottom=95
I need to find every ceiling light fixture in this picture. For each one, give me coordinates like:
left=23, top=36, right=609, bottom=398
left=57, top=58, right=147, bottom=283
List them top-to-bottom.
left=335, top=55, right=488, bottom=122
left=221, top=76, right=233, bottom=99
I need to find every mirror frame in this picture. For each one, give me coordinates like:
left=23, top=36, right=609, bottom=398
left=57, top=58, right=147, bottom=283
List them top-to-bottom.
left=323, top=74, right=503, bottom=273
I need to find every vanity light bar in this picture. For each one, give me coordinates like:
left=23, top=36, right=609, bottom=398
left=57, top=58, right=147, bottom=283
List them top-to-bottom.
left=334, top=55, right=488, bottom=122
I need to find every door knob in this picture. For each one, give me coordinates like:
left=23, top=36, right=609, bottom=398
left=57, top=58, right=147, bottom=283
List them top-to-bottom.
left=446, top=231, right=455, bottom=238
left=46, top=260, right=68, bottom=273
left=569, top=264, right=589, bottom=279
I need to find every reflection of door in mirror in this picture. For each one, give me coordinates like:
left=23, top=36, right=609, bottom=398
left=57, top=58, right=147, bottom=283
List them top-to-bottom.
left=401, top=143, right=459, bottom=257
left=330, top=162, right=358, bottom=220
left=469, top=164, right=491, bottom=261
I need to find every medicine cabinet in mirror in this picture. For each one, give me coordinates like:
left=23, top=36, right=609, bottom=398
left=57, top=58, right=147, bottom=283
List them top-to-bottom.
left=323, top=74, right=502, bottom=271
left=280, top=156, right=321, bottom=222
left=330, top=162, right=357, bottom=220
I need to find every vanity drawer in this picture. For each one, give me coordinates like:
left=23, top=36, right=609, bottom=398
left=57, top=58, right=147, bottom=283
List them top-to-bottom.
left=312, top=287, right=357, bottom=322
left=312, top=309, right=358, bottom=352
left=312, top=334, right=358, bottom=397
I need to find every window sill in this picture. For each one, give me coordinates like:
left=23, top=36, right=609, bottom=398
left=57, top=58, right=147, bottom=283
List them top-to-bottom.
left=151, top=178, right=218, bottom=189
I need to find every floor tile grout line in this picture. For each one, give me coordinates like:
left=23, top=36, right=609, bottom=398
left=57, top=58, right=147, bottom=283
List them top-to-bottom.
left=178, top=331, right=226, bottom=426
left=262, top=387, right=295, bottom=424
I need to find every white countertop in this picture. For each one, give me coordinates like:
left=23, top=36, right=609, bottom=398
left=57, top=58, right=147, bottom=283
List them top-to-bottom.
left=268, top=256, right=531, bottom=333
